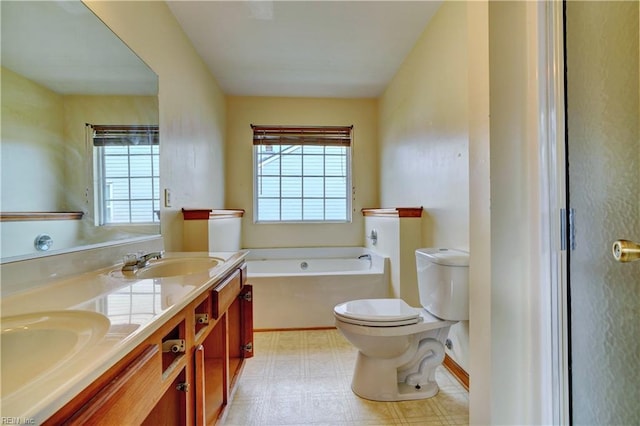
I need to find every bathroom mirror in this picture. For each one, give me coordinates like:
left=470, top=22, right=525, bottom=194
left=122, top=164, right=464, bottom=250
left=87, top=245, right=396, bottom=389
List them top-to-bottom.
left=1, top=1, right=159, bottom=263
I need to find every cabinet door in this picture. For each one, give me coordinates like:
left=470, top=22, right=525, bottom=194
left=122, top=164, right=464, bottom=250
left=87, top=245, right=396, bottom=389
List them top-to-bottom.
left=195, top=323, right=226, bottom=425
left=65, top=345, right=161, bottom=425
left=141, top=367, right=190, bottom=426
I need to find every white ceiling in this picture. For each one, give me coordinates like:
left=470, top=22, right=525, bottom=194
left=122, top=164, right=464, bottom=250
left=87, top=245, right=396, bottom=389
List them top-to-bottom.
left=2, top=1, right=441, bottom=98
left=166, top=1, right=442, bottom=98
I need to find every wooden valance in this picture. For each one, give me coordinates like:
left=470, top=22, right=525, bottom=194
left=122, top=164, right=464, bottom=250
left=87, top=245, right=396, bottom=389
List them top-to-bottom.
left=251, top=125, right=352, bottom=146
left=361, top=207, right=423, bottom=218
left=182, top=208, right=245, bottom=220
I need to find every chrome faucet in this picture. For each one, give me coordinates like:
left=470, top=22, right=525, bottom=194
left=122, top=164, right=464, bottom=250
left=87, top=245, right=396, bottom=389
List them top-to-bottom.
left=122, top=250, right=164, bottom=271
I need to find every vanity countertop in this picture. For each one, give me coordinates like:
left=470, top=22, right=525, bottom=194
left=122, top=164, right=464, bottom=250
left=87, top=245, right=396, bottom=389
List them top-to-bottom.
left=0, top=250, right=248, bottom=423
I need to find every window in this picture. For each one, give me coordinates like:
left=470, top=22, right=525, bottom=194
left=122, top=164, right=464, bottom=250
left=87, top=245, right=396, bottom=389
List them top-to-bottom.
left=90, top=124, right=160, bottom=225
left=252, top=125, right=352, bottom=223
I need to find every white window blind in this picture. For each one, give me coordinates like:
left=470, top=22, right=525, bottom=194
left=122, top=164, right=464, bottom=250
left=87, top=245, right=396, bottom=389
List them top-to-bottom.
left=90, top=124, right=160, bottom=225
left=252, top=125, right=352, bottom=223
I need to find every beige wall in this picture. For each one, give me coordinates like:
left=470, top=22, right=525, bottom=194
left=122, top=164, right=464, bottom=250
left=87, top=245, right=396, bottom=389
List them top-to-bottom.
left=85, top=0, right=227, bottom=252
left=377, top=1, right=469, bottom=371
left=379, top=1, right=469, bottom=250
left=1, top=67, right=65, bottom=211
left=226, top=96, right=378, bottom=248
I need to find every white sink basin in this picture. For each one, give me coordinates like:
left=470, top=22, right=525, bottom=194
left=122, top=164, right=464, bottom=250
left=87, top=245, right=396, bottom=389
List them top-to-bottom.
left=113, top=257, right=223, bottom=279
left=1, top=310, right=110, bottom=397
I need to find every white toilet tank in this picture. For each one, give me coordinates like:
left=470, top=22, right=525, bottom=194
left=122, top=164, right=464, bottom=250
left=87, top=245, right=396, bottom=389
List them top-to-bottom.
left=415, top=248, right=469, bottom=321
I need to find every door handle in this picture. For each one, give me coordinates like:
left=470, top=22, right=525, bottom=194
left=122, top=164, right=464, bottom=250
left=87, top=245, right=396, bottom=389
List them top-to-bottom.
left=612, top=240, right=640, bottom=262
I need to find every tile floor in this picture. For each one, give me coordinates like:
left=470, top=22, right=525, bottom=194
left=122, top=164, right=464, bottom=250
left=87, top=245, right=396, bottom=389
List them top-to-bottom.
left=220, top=329, right=469, bottom=426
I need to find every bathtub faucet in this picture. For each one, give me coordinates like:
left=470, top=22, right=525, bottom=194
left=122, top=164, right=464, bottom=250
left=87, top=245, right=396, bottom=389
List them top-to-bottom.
left=122, top=250, right=165, bottom=271
left=358, top=254, right=372, bottom=261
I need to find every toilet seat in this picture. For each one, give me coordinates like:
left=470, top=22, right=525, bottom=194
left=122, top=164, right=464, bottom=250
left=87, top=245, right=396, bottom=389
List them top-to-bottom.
left=334, top=299, right=422, bottom=327
left=334, top=299, right=456, bottom=337
left=334, top=314, right=422, bottom=327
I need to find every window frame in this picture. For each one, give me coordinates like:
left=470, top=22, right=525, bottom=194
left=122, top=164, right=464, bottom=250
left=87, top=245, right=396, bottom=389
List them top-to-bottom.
left=90, top=124, right=160, bottom=226
left=251, top=125, right=353, bottom=224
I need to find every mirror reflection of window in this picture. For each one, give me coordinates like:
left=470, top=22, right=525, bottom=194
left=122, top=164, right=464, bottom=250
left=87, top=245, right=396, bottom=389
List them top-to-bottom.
left=89, top=124, right=160, bottom=225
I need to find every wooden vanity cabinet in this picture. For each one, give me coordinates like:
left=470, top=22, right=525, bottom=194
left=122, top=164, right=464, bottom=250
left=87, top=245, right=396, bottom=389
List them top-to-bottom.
left=44, top=262, right=253, bottom=426
left=46, top=311, right=191, bottom=426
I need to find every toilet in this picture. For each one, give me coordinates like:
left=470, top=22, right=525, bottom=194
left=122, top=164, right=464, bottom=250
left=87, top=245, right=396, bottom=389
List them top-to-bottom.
left=334, top=248, right=469, bottom=401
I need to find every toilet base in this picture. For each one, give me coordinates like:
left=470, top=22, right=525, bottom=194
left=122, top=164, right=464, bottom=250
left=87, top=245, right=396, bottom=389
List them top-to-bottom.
left=335, top=311, right=452, bottom=402
left=350, top=347, right=442, bottom=402
left=352, top=379, right=440, bottom=402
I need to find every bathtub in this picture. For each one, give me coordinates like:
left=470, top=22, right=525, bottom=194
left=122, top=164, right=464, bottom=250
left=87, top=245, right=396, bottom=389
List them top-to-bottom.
left=246, top=247, right=389, bottom=329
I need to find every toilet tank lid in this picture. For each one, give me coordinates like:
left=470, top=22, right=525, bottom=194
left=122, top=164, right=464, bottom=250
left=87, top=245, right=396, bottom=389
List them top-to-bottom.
left=416, top=248, right=469, bottom=267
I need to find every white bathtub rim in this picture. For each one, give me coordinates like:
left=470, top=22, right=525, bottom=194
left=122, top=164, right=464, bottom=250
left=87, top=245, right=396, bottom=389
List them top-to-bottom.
left=244, top=246, right=377, bottom=260
left=245, top=247, right=387, bottom=277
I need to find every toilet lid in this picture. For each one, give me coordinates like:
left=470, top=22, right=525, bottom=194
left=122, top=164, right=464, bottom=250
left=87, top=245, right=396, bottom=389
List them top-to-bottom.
left=334, top=299, right=421, bottom=325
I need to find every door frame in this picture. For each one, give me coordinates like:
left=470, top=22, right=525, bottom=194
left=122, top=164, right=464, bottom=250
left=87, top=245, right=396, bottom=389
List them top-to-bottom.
left=539, top=1, right=570, bottom=424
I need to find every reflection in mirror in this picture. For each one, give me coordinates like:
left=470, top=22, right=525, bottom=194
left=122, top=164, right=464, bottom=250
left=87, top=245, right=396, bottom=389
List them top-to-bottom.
left=1, top=1, right=159, bottom=263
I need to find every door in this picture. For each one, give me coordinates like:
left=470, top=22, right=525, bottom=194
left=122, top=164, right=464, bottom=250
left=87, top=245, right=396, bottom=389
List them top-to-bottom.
left=565, top=1, right=639, bottom=424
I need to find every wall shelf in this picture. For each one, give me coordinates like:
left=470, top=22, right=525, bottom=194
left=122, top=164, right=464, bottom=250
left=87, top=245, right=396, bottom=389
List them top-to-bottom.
left=0, top=211, right=84, bottom=222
